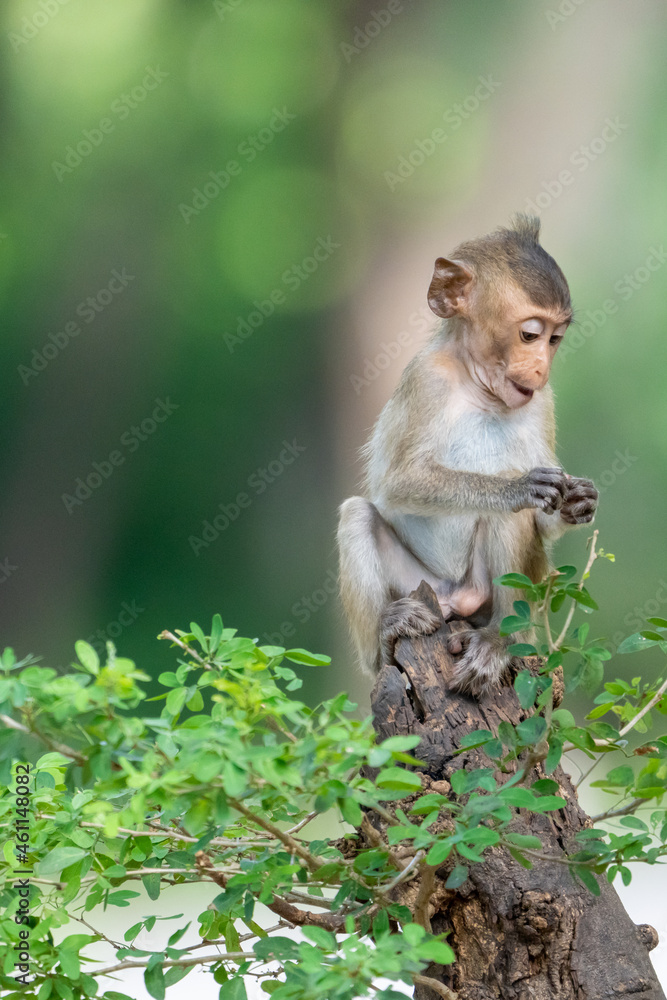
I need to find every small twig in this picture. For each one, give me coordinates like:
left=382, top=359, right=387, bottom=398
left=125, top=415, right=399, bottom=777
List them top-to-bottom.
left=553, top=530, right=598, bottom=650
left=540, top=572, right=558, bottom=653
left=158, top=630, right=208, bottom=666
left=619, top=677, right=667, bottom=739
left=0, top=713, right=87, bottom=766
left=228, top=797, right=322, bottom=873
left=591, top=797, right=646, bottom=823
left=286, top=810, right=318, bottom=835
left=380, top=850, right=424, bottom=894
left=413, top=861, right=436, bottom=932
left=93, top=952, right=256, bottom=976
left=411, top=973, right=459, bottom=999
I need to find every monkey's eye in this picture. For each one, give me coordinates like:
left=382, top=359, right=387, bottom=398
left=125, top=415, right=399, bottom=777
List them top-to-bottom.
left=519, top=319, right=543, bottom=343
left=549, top=334, right=563, bottom=346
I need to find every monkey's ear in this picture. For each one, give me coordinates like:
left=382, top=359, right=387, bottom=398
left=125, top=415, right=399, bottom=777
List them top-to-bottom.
left=427, top=257, right=474, bottom=318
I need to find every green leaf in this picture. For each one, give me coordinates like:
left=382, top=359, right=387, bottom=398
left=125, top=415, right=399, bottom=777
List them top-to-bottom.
left=556, top=565, right=577, bottom=580
left=494, top=573, right=533, bottom=588
left=568, top=586, right=598, bottom=610
left=550, top=590, right=567, bottom=613
left=210, top=613, right=223, bottom=652
left=500, top=615, right=531, bottom=636
left=647, top=617, right=667, bottom=628
left=641, top=631, right=665, bottom=642
left=617, top=633, right=657, bottom=654
left=75, top=640, right=99, bottom=675
left=508, top=643, right=538, bottom=656
left=284, top=648, right=330, bottom=666
left=515, top=671, right=539, bottom=710
left=165, top=686, right=188, bottom=716
left=586, top=703, right=614, bottom=720
left=551, top=708, right=575, bottom=728
left=516, top=715, right=547, bottom=745
left=458, top=730, right=494, bottom=749
left=545, top=739, right=563, bottom=774
left=603, top=766, right=635, bottom=787
left=377, top=767, right=422, bottom=791
left=531, top=778, right=559, bottom=794
left=498, top=786, right=538, bottom=808
left=340, top=797, right=362, bottom=827
left=619, top=816, right=648, bottom=832
left=504, top=833, right=542, bottom=849
left=426, top=840, right=453, bottom=865
left=508, top=846, right=532, bottom=869
left=38, top=847, right=87, bottom=876
left=445, top=865, right=469, bottom=888
left=575, top=866, right=601, bottom=896
left=142, top=873, right=161, bottom=901
left=303, top=926, right=336, bottom=950
left=255, top=938, right=299, bottom=962
left=417, top=940, right=456, bottom=964
left=144, top=964, right=166, bottom=1000
left=218, top=979, right=248, bottom=1000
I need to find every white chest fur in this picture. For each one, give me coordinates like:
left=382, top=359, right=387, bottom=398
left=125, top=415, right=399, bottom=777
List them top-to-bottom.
left=440, top=403, right=550, bottom=474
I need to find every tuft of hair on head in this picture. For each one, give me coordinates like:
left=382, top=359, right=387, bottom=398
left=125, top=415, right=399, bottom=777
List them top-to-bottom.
left=506, top=212, right=541, bottom=245
left=451, top=214, right=571, bottom=314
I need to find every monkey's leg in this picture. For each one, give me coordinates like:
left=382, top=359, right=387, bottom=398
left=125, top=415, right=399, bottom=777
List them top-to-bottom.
left=337, top=497, right=441, bottom=674
left=449, top=514, right=537, bottom=696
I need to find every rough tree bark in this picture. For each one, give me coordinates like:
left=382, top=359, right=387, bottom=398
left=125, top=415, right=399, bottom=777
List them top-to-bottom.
left=368, top=583, right=664, bottom=1000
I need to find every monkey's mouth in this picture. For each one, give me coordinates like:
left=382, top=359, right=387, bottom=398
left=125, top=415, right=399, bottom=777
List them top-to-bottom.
left=508, top=379, right=534, bottom=399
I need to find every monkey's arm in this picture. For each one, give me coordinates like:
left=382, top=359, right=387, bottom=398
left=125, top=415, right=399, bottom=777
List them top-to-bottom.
left=381, top=461, right=566, bottom=516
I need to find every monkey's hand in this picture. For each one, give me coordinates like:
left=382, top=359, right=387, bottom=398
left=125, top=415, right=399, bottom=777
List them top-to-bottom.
left=513, top=467, right=568, bottom=515
left=560, top=476, right=598, bottom=525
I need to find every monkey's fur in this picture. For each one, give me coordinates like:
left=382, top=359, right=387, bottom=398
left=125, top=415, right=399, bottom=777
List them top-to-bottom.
left=338, top=216, right=598, bottom=695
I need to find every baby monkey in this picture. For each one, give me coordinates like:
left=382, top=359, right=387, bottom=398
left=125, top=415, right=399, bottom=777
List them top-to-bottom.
left=338, top=215, right=598, bottom=695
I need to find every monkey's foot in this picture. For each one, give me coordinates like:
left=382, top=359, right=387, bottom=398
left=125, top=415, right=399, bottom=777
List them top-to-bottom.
left=380, top=597, right=441, bottom=664
left=449, top=631, right=510, bottom=697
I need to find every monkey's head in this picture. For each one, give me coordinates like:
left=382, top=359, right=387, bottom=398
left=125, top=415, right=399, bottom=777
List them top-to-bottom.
left=427, top=215, right=572, bottom=410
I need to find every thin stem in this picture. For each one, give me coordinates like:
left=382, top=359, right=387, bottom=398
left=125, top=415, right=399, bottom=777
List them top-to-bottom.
left=553, top=530, right=599, bottom=650
left=540, top=573, right=557, bottom=653
left=158, top=630, right=208, bottom=666
left=619, top=676, right=667, bottom=739
left=0, top=713, right=86, bottom=765
left=591, top=797, right=646, bottom=823
left=93, top=952, right=256, bottom=976
left=411, top=973, right=459, bottom=999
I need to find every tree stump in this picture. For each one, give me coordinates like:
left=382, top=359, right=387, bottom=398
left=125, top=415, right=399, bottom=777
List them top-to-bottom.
left=370, top=583, right=664, bottom=1000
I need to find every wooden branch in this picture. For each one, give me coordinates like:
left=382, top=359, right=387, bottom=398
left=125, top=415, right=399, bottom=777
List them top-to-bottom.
left=371, top=581, right=665, bottom=1000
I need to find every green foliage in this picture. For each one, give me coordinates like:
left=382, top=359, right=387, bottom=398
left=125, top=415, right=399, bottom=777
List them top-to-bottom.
left=2, top=541, right=667, bottom=997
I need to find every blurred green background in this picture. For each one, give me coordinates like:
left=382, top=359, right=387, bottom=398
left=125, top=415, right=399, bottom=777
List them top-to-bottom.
left=1, top=0, right=666, bottom=715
